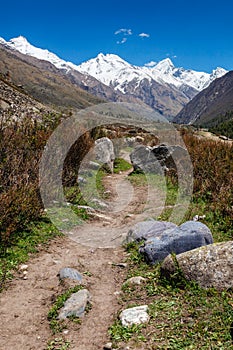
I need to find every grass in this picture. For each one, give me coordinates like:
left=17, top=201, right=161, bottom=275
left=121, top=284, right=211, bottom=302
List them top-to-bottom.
left=113, top=158, right=132, bottom=174
left=0, top=218, right=62, bottom=290
left=109, top=242, right=233, bottom=349
left=47, top=285, right=84, bottom=334
left=46, top=337, right=70, bottom=350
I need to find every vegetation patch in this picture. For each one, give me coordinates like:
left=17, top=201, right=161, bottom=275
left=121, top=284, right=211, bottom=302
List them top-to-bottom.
left=113, top=158, right=132, bottom=174
left=110, top=242, right=233, bottom=349
left=47, top=285, right=84, bottom=334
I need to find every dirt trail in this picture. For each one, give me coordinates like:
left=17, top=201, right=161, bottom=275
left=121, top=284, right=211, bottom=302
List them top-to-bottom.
left=0, top=166, right=164, bottom=350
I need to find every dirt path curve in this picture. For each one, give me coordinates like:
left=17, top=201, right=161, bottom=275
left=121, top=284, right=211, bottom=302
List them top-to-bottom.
left=0, top=165, right=164, bottom=350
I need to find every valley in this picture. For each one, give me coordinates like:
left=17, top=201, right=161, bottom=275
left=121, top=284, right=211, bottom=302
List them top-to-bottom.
left=0, top=34, right=233, bottom=350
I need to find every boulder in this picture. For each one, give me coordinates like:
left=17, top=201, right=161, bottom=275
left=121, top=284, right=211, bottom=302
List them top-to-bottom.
left=94, top=137, right=115, bottom=173
left=130, top=144, right=187, bottom=174
left=126, top=220, right=177, bottom=243
left=139, top=221, right=213, bottom=264
left=161, top=241, right=233, bottom=290
left=58, top=289, right=90, bottom=320
left=120, top=305, right=149, bottom=326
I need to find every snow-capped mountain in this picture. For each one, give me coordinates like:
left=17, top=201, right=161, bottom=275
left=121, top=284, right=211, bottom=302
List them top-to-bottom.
left=0, top=36, right=228, bottom=119
left=0, top=36, right=78, bottom=72
left=78, top=52, right=227, bottom=93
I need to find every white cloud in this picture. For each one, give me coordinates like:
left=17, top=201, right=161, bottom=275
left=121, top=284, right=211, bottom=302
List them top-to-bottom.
left=115, top=28, right=132, bottom=36
left=139, top=33, right=150, bottom=38
left=117, top=37, right=127, bottom=44
left=145, top=61, right=157, bottom=67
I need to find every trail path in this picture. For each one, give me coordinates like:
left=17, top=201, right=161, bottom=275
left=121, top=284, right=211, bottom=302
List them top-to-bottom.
left=0, top=165, right=164, bottom=350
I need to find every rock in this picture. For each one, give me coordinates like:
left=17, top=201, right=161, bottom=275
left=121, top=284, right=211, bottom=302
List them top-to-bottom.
left=94, top=137, right=115, bottom=173
left=130, top=144, right=187, bottom=174
left=89, top=161, right=100, bottom=170
left=77, top=176, right=87, bottom=184
left=91, top=198, right=109, bottom=209
left=126, top=220, right=177, bottom=243
left=139, top=221, right=213, bottom=264
left=161, top=241, right=233, bottom=291
left=19, top=264, right=28, bottom=271
left=59, top=268, right=82, bottom=282
left=124, top=276, right=146, bottom=286
left=58, top=289, right=90, bottom=320
left=120, top=305, right=149, bottom=326
left=103, top=343, right=112, bottom=350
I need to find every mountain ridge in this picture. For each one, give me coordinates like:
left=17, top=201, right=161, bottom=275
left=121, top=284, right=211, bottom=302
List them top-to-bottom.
left=0, top=36, right=228, bottom=119
left=174, top=71, right=233, bottom=125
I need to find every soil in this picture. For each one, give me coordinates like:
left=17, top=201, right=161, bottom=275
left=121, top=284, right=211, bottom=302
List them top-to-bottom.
left=0, top=165, right=164, bottom=350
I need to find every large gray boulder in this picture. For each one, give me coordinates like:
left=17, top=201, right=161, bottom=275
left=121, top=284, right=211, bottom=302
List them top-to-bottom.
left=94, top=137, right=115, bottom=173
left=130, top=144, right=186, bottom=173
left=126, top=220, right=177, bottom=243
left=139, top=221, right=213, bottom=264
left=161, top=241, right=233, bottom=291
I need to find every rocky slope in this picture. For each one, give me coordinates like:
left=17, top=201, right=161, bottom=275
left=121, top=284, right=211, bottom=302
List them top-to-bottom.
left=0, top=44, right=103, bottom=112
left=174, top=71, right=233, bottom=125
left=0, top=74, right=53, bottom=121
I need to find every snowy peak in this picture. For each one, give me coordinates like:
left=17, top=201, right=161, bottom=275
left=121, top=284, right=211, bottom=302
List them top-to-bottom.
left=0, top=35, right=228, bottom=95
left=0, top=35, right=77, bottom=72
left=78, top=53, right=152, bottom=92
left=153, top=58, right=175, bottom=73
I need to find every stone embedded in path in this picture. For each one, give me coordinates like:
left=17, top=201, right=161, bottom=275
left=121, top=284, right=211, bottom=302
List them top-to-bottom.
left=126, top=220, right=177, bottom=243
left=139, top=221, right=213, bottom=264
left=161, top=241, right=233, bottom=291
left=59, top=267, right=82, bottom=282
left=124, top=276, right=146, bottom=286
left=58, top=289, right=90, bottom=320
left=120, top=305, right=149, bottom=326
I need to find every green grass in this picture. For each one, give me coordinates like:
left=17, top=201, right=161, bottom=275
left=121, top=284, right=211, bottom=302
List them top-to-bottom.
left=113, top=158, right=132, bottom=174
left=0, top=218, right=62, bottom=290
left=110, top=242, right=233, bottom=349
left=47, top=285, right=84, bottom=334
left=46, top=337, right=70, bottom=350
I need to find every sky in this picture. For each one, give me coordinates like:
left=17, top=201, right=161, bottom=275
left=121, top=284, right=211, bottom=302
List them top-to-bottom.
left=1, top=0, right=233, bottom=72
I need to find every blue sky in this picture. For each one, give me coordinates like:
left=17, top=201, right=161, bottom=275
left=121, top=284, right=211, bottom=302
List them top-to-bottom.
left=1, top=0, right=233, bottom=72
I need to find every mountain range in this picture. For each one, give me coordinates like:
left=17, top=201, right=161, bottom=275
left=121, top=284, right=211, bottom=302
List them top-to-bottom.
left=0, top=36, right=228, bottom=120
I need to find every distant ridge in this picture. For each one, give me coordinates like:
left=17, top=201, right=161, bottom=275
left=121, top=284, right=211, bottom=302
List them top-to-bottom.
left=174, top=71, right=233, bottom=126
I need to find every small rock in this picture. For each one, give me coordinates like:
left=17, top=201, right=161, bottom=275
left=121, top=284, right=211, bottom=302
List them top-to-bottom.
left=89, top=161, right=100, bottom=170
left=92, top=198, right=109, bottom=209
left=115, top=263, right=127, bottom=268
left=19, top=264, right=28, bottom=271
left=59, top=267, right=82, bottom=282
left=124, top=276, right=146, bottom=286
left=58, top=289, right=90, bottom=320
left=120, top=305, right=149, bottom=326
left=103, top=342, right=112, bottom=350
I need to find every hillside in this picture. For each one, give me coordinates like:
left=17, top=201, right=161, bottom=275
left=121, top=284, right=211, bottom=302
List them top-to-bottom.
left=0, top=44, right=103, bottom=112
left=174, top=71, right=233, bottom=125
